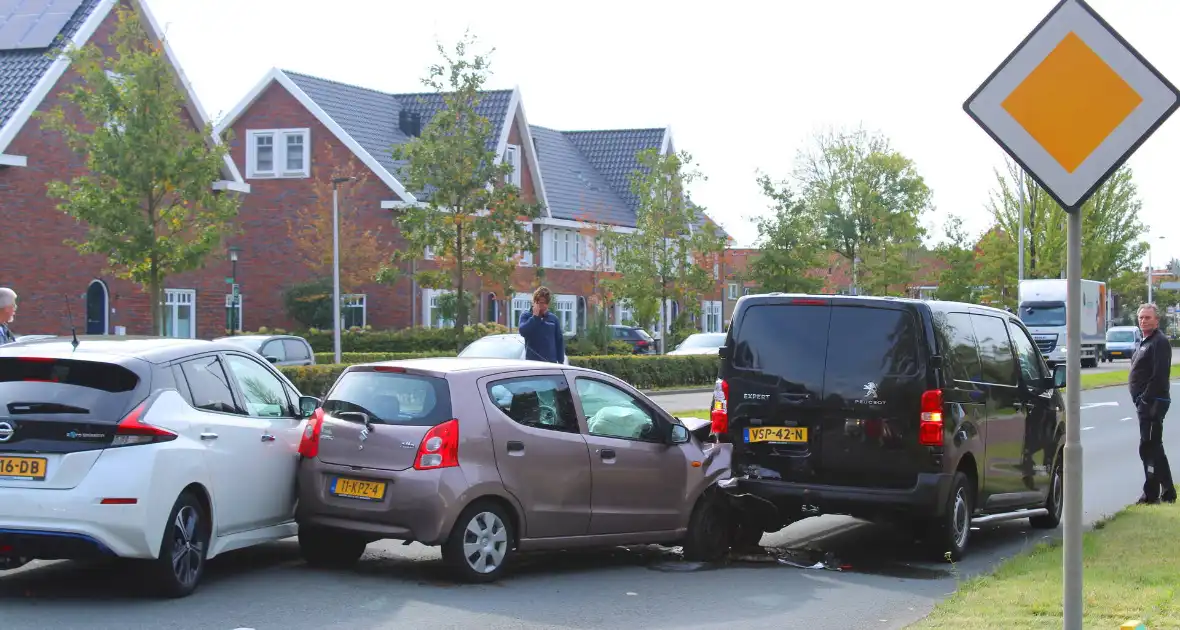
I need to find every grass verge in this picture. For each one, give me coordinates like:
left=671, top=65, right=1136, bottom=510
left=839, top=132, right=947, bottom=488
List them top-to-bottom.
left=1079, top=368, right=1132, bottom=390
left=908, top=505, right=1180, bottom=629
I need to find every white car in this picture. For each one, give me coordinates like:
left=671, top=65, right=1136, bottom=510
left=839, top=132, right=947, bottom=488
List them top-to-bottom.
left=667, top=332, right=727, bottom=356
left=459, top=333, right=571, bottom=365
left=0, top=338, right=320, bottom=597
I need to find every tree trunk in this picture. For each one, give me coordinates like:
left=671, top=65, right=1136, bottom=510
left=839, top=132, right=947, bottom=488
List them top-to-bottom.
left=455, top=224, right=466, bottom=352
left=149, top=261, right=163, bottom=337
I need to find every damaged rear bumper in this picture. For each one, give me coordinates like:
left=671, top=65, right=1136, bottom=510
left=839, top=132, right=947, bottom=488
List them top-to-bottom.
left=718, top=473, right=954, bottom=526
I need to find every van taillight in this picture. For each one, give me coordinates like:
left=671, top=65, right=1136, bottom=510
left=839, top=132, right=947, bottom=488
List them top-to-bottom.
left=710, top=379, right=729, bottom=435
left=919, top=389, right=944, bottom=446
left=111, top=401, right=176, bottom=447
left=298, top=408, right=325, bottom=459
left=415, top=419, right=459, bottom=470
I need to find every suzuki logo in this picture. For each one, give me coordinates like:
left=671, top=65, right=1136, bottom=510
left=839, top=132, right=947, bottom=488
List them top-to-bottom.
left=0, top=422, right=13, bottom=442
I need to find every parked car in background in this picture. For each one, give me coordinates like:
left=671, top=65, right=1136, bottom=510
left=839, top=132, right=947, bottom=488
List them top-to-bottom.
left=713, top=294, right=1066, bottom=561
left=609, top=325, right=656, bottom=354
left=1104, top=325, right=1142, bottom=361
left=667, top=333, right=726, bottom=356
left=214, top=334, right=315, bottom=366
left=459, top=334, right=570, bottom=365
left=0, top=337, right=320, bottom=597
left=292, top=357, right=732, bottom=582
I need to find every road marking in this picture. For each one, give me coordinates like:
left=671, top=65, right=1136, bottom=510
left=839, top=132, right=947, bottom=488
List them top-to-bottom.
left=1082, top=402, right=1119, bottom=410
left=1120, top=417, right=1133, bottom=422
left=1083, top=427, right=1094, bottom=431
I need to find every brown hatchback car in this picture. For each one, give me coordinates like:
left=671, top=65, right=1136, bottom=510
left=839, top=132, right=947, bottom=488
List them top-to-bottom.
left=293, top=357, right=732, bottom=582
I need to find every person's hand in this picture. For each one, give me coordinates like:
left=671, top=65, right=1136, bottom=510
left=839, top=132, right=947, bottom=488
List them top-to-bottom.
left=532, top=302, right=543, bottom=317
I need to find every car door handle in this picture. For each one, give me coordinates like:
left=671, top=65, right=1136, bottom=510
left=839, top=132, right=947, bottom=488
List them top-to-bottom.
left=200, top=432, right=218, bottom=441
left=261, top=434, right=276, bottom=442
left=506, top=441, right=524, bottom=454
left=599, top=449, right=616, bottom=461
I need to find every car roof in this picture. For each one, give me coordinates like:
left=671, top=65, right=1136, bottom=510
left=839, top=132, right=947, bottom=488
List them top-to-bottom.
left=735, top=293, right=1016, bottom=322
left=1108, top=325, right=1139, bottom=331
left=214, top=334, right=301, bottom=342
left=0, top=336, right=257, bottom=364
left=352, top=356, right=598, bottom=377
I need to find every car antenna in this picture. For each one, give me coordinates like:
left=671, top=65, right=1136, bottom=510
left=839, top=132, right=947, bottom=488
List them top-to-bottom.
left=63, top=294, right=80, bottom=350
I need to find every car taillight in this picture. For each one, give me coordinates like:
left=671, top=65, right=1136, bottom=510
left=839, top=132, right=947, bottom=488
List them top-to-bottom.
left=710, top=379, right=729, bottom=435
left=919, top=389, right=944, bottom=446
left=111, top=401, right=176, bottom=447
left=298, top=408, right=325, bottom=459
left=415, top=419, right=459, bottom=470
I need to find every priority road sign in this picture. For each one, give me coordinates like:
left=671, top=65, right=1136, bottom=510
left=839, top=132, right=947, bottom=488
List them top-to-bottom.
left=964, top=0, right=1180, bottom=212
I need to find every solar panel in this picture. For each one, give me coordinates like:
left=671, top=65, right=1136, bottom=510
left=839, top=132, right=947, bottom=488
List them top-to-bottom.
left=0, top=0, right=84, bottom=51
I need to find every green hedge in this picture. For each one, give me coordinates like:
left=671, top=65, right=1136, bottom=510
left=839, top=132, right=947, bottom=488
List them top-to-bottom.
left=313, top=351, right=454, bottom=364
left=279, top=354, right=719, bottom=398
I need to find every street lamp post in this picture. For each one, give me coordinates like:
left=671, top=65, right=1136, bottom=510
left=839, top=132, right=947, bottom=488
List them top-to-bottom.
left=331, top=177, right=356, bottom=364
left=1148, top=235, right=1165, bottom=305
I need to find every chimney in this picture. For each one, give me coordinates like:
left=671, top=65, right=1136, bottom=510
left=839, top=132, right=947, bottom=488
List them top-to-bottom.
left=399, top=110, right=421, bottom=137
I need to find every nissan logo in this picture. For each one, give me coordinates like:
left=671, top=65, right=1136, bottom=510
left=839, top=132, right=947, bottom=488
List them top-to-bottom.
left=0, top=422, right=13, bottom=443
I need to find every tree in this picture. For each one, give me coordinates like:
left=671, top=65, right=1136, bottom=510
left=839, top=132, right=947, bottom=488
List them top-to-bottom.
left=40, top=7, right=240, bottom=335
left=388, top=33, right=542, bottom=348
left=794, top=127, right=932, bottom=295
left=603, top=149, right=727, bottom=353
left=283, top=151, right=385, bottom=327
left=986, top=159, right=1148, bottom=284
left=744, top=175, right=825, bottom=293
left=933, top=215, right=982, bottom=303
left=974, top=227, right=1019, bottom=310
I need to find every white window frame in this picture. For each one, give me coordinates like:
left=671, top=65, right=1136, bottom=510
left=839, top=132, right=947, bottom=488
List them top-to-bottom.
left=104, top=71, right=127, bottom=133
left=246, top=128, right=311, bottom=179
left=505, top=144, right=522, bottom=187
left=727, top=283, right=738, bottom=300
left=423, top=288, right=454, bottom=329
left=164, top=289, right=196, bottom=339
left=224, top=293, right=244, bottom=332
left=342, top=294, right=367, bottom=329
left=510, top=294, right=532, bottom=330
left=553, top=294, right=577, bottom=334
left=702, top=300, right=723, bottom=333
left=616, top=301, right=635, bottom=326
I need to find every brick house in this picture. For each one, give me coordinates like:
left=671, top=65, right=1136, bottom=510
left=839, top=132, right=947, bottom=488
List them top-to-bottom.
left=0, top=0, right=249, bottom=339
left=214, top=68, right=728, bottom=337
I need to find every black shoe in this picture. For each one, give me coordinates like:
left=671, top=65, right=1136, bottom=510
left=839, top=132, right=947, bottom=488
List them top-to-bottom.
left=1162, top=491, right=1177, bottom=504
left=1137, top=495, right=1161, bottom=505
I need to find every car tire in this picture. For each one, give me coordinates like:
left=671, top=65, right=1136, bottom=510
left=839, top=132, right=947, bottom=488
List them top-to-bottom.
left=1030, top=457, right=1064, bottom=529
left=926, top=472, right=972, bottom=562
left=147, top=491, right=210, bottom=598
left=682, top=492, right=731, bottom=562
left=441, top=501, right=514, bottom=583
left=730, top=520, right=765, bottom=551
left=298, top=527, right=368, bottom=569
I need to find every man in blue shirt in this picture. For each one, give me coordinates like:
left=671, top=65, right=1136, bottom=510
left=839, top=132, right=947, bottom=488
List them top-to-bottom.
left=518, top=286, right=565, bottom=363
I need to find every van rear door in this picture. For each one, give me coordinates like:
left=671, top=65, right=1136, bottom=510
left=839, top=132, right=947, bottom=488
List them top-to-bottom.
left=726, top=299, right=832, bottom=482
left=818, top=303, right=927, bottom=489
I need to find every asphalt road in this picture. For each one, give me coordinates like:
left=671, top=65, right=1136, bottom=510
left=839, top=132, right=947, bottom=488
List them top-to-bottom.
left=2, top=383, right=1175, bottom=630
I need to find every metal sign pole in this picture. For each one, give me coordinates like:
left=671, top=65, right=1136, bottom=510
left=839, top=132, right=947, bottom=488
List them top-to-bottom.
left=1063, top=208, right=1083, bottom=629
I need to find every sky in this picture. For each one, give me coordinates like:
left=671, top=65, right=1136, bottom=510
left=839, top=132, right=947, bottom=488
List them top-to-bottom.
left=148, top=0, right=1180, bottom=266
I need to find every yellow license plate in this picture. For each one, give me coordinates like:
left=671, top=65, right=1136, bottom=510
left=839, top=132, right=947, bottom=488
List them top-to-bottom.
left=1110, top=352, right=1123, bottom=356
left=745, top=427, right=808, bottom=443
left=0, top=456, right=48, bottom=480
left=331, top=477, right=386, bottom=501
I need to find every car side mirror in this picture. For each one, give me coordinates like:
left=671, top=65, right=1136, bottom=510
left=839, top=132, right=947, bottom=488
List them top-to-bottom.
left=718, top=345, right=731, bottom=359
left=265, top=356, right=280, bottom=364
left=1052, top=364, right=1067, bottom=388
left=298, top=395, right=321, bottom=418
left=669, top=424, right=691, bottom=445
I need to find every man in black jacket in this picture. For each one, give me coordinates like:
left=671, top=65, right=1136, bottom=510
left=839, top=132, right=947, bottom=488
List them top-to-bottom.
left=1129, top=303, right=1175, bottom=504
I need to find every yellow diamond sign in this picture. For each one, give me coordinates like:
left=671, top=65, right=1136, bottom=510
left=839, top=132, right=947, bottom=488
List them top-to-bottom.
left=965, top=0, right=1179, bottom=210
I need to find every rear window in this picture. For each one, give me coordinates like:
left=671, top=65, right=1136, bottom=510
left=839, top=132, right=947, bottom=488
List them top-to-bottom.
left=732, top=304, right=830, bottom=392
left=823, top=306, right=922, bottom=396
left=1107, top=330, right=1135, bottom=342
left=0, top=357, right=142, bottom=422
left=324, top=369, right=452, bottom=426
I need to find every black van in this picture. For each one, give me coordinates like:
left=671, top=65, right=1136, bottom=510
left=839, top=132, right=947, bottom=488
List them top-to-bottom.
left=712, top=294, right=1066, bottom=559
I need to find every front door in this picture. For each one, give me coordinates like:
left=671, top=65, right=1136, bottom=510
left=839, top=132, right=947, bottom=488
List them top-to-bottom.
left=85, top=281, right=107, bottom=335
left=1006, top=319, right=1057, bottom=497
left=222, top=353, right=302, bottom=526
left=480, top=372, right=592, bottom=539
left=572, top=376, right=687, bottom=535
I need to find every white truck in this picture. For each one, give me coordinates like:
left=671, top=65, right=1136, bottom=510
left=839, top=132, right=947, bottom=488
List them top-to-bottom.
left=1017, top=278, right=1109, bottom=369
